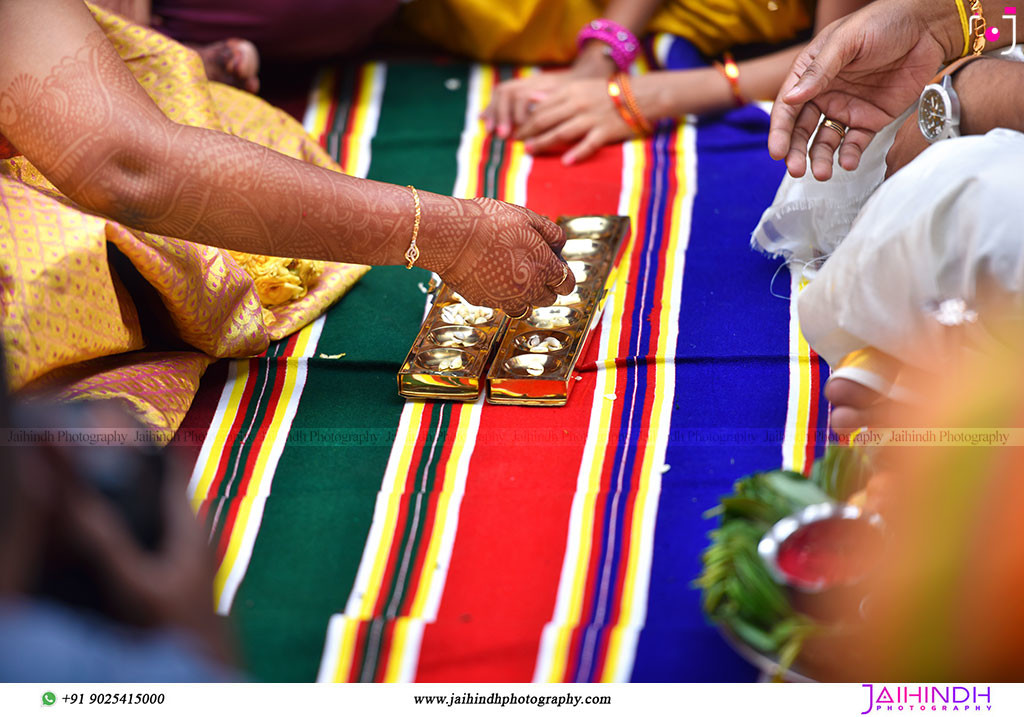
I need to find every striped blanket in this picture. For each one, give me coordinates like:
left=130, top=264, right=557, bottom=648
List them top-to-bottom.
left=175, top=37, right=829, bottom=682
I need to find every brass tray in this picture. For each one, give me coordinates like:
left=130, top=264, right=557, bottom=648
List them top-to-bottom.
left=397, top=215, right=630, bottom=406
left=487, top=215, right=630, bottom=406
left=397, top=284, right=509, bottom=401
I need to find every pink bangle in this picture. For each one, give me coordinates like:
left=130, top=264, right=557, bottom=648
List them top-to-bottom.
left=577, top=19, right=640, bottom=73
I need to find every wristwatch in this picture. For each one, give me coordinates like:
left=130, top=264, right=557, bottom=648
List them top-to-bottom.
left=917, top=56, right=985, bottom=143
left=917, top=75, right=961, bottom=143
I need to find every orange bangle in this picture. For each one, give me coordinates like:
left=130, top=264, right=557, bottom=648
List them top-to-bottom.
left=713, top=52, right=748, bottom=107
left=612, top=72, right=654, bottom=134
left=608, top=77, right=644, bottom=134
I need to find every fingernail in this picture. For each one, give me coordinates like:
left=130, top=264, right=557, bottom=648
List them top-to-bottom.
left=783, top=85, right=803, bottom=102
left=483, top=117, right=493, bottom=132
left=498, top=125, right=509, bottom=139
left=524, top=142, right=535, bottom=154
left=561, top=155, right=575, bottom=166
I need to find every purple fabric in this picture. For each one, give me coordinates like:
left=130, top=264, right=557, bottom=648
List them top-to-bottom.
left=151, top=0, right=400, bottom=60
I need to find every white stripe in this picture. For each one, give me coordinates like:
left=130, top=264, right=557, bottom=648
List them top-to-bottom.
left=653, top=33, right=674, bottom=68
left=353, top=65, right=387, bottom=180
left=452, top=65, right=485, bottom=199
left=302, top=68, right=328, bottom=136
left=610, top=122, right=698, bottom=682
left=532, top=137, right=642, bottom=682
left=781, top=269, right=803, bottom=471
left=216, top=356, right=313, bottom=615
left=186, top=361, right=241, bottom=502
left=420, top=398, right=483, bottom=620
left=315, top=614, right=348, bottom=683
left=395, top=620, right=426, bottom=683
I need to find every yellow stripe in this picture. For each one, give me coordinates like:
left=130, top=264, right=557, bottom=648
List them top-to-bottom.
left=380, top=63, right=499, bottom=681
left=341, top=64, right=380, bottom=176
left=462, top=66, right=497, bottom=199
left=309, top=68, right=337, bottom=142
left=600, top=124, right=690, bottom=681
left=545, top=136, right=647, bottom=682
left=790, top=278, right=812, bottom=473
left=212, top=356, right=302, bottom=606
left=190, top=361, right=251, bottom=512
left=355, top=402, right=426, bottom=619
left=406, top=402, right=473, bottom=618
left=332, top=617, right=362, bottom=682
left=383, top=617, right=414, bottom=683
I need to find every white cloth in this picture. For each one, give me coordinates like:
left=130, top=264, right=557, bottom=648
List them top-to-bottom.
left=751, top=111, right=911, bottom=267
left=796, top=128, right=1024, bottom=373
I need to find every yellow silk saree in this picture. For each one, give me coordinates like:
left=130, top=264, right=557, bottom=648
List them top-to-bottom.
left=0, top=5, right=367, bottom=436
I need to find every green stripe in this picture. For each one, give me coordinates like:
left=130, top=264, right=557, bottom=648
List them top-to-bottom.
left=229, top=60, right=473, bottom=682
left=216, top=357, right=281, bottom=499
left=355, top=401, right=451, bottom=681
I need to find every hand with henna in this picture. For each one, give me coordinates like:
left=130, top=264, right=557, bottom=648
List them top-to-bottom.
left=0, top=0, right=572, bottom=318
left=415, top=195, right=574, bottom=317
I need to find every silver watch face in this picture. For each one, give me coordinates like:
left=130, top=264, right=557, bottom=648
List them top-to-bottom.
left=918, top=86, right=947, bottom=142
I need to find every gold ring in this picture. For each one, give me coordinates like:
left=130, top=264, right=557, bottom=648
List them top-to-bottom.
left=820, top=118, right=847, bottom=141
left=553, top=262, right=569, bottom=288
left=508, top=306, right=531, bottom=320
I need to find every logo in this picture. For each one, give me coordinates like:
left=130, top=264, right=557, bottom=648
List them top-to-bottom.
left=971, top=7, right=1018, bottom=54
left=860, top=684, right=993, bottom=713
left=41, top=692, right=56, bottom=707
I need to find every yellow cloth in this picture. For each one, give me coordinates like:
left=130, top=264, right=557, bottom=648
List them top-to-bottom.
left=399, top=0, right=813, bottom=63
left=0, top=5, right=368, bottom=435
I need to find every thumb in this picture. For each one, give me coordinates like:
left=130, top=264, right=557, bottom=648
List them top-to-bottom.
left=783, top=34, right=854, bottom=105
left=524, top=209, right=567, bottom=255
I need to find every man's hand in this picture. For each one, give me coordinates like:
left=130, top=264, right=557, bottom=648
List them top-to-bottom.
left=769, top=0, right=963, bottom=180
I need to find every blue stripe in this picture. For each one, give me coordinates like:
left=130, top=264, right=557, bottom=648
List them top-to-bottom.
left=631, top=38, right=801, bottom=681
left=572, top=125, right=677, bottom=681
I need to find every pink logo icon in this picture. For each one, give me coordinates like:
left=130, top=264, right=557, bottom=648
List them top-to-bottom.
left=972, top=7, right=1019, bottom=54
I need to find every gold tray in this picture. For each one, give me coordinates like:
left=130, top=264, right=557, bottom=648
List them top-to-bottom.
left=397, top=215, right=630, bottom=406
left=486, top=215, right=629, bottom=406
left=397, top=284, right=509, bottom=401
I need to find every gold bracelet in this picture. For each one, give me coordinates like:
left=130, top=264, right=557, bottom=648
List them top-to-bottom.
left=963, top=0, right=987, bottom=56
left=404, top=185, right=421, bottom=269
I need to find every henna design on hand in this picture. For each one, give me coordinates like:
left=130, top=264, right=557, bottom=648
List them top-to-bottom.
left=416, top=196, right=574, bottom=314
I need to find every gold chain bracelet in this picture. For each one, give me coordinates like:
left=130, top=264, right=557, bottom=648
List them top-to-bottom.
left=404, top=185, right=421, bottom=269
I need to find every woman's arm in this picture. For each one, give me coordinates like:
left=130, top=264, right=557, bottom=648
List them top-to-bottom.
left=0, top=0, right=574, bottom=315
left=483, top=0, right=664, bottom=138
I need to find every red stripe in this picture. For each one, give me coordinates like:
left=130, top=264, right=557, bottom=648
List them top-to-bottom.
left=337, top=69, right=365, bottom=173
left=415, top=143, right=624, bottom=682
left=804, top=348, right=822, bottom=474
left=173, top=359, right=229, bottom=474
left=212, top=359, right=289, bottom=564
left=198, top=362, right=260, bottom=520
left=369, top=404, right=436, bottom=618
left=398, top=408, right=462, bottom=616
left=345, top=620, right=373, bottom=682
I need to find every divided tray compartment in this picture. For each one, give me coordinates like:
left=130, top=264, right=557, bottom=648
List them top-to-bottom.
left=486, top=215, right=630, bottom=406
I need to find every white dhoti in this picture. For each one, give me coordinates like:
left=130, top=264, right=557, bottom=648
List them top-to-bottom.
left=755, top=128, right=1024, bottom=394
